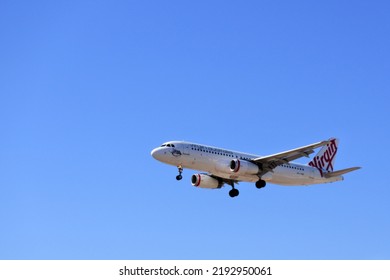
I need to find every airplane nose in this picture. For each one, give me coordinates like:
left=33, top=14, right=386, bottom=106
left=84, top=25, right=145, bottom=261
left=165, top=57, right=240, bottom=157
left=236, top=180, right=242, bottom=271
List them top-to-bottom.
left=151, top=147, right=162, bottom=160
left=151, top=147, right=169, bottom=162
left=151, top=148, right=158, bottom=159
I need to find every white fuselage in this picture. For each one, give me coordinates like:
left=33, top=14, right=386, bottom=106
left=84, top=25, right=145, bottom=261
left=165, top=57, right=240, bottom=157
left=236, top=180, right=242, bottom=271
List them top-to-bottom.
left=151, top=141, right=343, bottom=186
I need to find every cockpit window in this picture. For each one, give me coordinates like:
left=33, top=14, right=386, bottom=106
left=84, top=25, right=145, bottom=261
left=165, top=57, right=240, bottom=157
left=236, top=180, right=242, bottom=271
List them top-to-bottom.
left=161, top=143, right=175, bottom=148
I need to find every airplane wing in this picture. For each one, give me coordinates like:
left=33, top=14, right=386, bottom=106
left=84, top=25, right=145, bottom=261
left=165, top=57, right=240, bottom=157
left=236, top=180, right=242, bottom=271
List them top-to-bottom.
left=252, top=139, right=329, bottom=171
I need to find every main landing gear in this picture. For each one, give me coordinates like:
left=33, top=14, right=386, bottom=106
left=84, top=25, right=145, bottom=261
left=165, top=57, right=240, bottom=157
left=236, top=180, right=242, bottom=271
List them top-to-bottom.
left=176, top=166, right=183, bottom=181
left=229, top=180, right=266, bottom=198
left=255, top=180, right=266, bottom=189
left=228, top=182, right=239, bottom=198
left=229, top=188, right=239, bottom=198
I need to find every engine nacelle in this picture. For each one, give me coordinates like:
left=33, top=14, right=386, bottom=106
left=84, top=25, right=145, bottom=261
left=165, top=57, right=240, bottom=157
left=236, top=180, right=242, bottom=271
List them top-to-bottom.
left=230, top=159, right=259, bottom=175
left=191, top=174, right=222, bottom=189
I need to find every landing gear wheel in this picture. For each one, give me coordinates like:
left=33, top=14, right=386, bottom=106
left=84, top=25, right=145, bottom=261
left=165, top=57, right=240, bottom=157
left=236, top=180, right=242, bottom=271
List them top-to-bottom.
left=176, top=165, right=183, bottom=181
left=255, top=180, right=266, bottom=189
left=229, top=188, right=239, bottom=198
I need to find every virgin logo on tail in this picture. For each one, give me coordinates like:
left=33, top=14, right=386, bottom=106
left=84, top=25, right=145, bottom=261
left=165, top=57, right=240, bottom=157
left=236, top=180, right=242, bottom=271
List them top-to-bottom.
left=308, top=139, right=338, bottom=176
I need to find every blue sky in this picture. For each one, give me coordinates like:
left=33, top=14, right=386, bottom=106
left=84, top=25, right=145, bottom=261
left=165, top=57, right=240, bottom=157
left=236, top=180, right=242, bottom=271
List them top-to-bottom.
left=1, top=0, right=389, bottom=259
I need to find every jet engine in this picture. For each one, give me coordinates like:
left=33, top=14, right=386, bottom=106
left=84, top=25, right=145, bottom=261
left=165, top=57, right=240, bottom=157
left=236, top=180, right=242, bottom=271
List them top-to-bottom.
left=230, top=159, right=259, bottom=175
left=191, top=174, right=222, bottom=189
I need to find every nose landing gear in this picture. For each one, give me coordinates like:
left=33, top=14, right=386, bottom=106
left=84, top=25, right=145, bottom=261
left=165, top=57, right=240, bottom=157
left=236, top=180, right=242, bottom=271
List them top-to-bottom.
left=176, top=166, right=183, bottom=180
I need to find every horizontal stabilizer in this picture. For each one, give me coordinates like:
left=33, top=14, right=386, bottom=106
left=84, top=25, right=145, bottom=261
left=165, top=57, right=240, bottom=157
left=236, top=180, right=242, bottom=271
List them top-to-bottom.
left=324, top=167, right=361, bottom=178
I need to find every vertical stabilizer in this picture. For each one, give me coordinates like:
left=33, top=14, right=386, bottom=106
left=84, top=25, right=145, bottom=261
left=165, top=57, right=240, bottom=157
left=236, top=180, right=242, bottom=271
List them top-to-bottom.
left=308, top=138, right=339, bottom=174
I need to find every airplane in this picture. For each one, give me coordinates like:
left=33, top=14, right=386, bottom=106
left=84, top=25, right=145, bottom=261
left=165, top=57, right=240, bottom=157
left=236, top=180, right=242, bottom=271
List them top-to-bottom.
left=150, top=138, right=360, bottom=198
